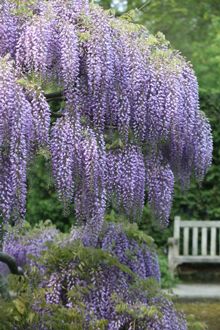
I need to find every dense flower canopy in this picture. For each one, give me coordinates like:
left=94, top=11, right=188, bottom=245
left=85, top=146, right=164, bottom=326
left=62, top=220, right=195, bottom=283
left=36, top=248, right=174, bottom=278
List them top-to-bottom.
left=0, top=0, right=213, bottom=241
left=0, top=223, right=186, bottom=329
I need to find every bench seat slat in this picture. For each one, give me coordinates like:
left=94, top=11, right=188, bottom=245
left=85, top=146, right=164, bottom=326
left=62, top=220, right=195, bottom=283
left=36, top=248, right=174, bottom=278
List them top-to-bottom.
left=173, top=256, right=220, bottom=264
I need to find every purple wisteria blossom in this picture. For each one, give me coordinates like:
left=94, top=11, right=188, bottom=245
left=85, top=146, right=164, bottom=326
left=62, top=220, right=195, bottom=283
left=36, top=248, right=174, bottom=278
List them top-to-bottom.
left=0, top=0, right=213, bottom=231
left=0, top=58, right=50, bottom=224
left=0, top=59, right=33, bottom=222
left=51, top=115, right=106, bottom=245
left=106, top=146, right=146, bottom=219
left=146, top=152, right=175, bottom=226
left=43, top=223, right=186, bottom=330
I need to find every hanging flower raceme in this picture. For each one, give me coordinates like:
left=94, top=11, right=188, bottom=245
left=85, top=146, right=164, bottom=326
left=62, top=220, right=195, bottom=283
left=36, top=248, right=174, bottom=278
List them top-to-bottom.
left=0, top=0, right=213, bottom=231
left=0, top=1, right=19, bottom=58
left=16, top=14, right=56, bottom=76
left=59, top=21, right=80, bottom=107
left=0, top=57, right=50, bottom=225
left=0, top=58, right=33, bottom=222
left=27, top=89, right=51, bottom=148
left=193, top=111, right=213, bottom=180
left=50, top=114, right=78, bottom=204
left=51, top=114, right=106, bottom=245
left=77, top=131, right=107, bottom=246
left=106, top=145, right=146, bottom=219
left=146, top=151, right=175, bottom=226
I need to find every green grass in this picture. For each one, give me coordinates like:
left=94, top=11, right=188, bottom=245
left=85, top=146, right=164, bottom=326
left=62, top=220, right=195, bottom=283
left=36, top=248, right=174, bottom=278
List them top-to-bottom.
left=176, top=301, right=220, bottom=330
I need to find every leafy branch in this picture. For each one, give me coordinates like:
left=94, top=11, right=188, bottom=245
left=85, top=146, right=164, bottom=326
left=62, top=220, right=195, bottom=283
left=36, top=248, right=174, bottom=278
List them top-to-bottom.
left=0, top=252, right=24, bottom=276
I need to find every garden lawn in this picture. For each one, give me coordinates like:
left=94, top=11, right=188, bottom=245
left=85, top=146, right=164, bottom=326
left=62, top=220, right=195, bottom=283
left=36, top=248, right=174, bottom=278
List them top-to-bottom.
left=176, top=301, right=220, bottom=330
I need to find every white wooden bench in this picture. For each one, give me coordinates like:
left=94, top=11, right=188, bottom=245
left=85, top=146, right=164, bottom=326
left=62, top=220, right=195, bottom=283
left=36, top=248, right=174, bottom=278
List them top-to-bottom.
left=168, top=216, right=220, bottom=275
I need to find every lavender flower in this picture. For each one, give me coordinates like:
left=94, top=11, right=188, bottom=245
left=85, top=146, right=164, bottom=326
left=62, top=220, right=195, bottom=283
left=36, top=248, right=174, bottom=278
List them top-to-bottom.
left=0, top=0, right=213, bottom=235
left=0, top=1, right=19, bottom=58
left=0, top=58, right=33, bottom=222
left=106, top=146, right=146, bottom=219
left=146, top=152, right=175, bottom=226
left=44, top=224, right=186, bottom=330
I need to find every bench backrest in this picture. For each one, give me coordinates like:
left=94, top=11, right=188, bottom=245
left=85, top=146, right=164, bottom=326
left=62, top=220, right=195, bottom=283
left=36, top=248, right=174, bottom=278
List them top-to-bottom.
left=174, top=216, right=220, bottom=257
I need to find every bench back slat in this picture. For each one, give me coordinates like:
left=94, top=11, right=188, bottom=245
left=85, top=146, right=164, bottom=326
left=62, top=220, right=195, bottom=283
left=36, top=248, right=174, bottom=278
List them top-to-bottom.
left=173, top=217, right=220, bottom=257
left=169, top=218, right=220, bottom=274
left=183, top=227, right=189, bottom=255
left=192, top=227, right=198, bottom=256
left=201, top=228, right=208, bottom=256
left=211, top=228, right=217, bottom=256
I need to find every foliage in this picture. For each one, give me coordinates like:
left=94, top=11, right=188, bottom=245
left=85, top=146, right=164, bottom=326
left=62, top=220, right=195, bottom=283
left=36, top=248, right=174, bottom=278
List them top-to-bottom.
left=26, top=154, right=74, bottom=231
left=0, top=222, right=187, bottom=329
left=158, top=252, right=179, bottom=289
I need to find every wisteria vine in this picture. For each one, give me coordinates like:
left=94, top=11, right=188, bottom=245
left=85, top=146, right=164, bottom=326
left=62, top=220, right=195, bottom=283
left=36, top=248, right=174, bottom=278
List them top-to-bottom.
left=0, top=0, right=213, bottom=237
left=0, top=222, right=187, bottom=329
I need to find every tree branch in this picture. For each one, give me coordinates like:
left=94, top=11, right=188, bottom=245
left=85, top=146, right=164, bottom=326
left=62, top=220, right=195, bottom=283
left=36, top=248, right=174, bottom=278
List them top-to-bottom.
left=45, top=91, right=64, bottom=101
left=0, top=252, right=23, bottom=275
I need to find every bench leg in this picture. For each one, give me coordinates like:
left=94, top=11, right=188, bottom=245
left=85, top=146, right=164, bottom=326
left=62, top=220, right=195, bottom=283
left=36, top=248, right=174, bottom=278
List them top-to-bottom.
left=168, top=261, right=178, bottom=278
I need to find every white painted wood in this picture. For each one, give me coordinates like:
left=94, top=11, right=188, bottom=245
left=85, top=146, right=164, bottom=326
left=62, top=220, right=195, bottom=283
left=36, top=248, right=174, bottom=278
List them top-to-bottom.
left=173, top=216, right=181, bottom=256
left=174, top=216, right=181, bottom=239
left=168, top=218, right=220, bottom=276
left=180, top=221, right=220, bottom=228
left=183, top=227, right=189, bottom=256
left=192, top=227, right=198, bottom=256
left=201, top=228, right=208, bottom=256
left=211, top=228, right=216, bottom=256
left=174, top=256, right=220, bottom=263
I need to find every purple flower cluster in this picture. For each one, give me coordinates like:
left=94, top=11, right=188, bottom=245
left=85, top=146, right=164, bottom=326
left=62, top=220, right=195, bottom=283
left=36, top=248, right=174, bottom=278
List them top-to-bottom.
left=0, top=0, right=213, bottom=232
left=0, top=1, right=19, bottom=58
left=0, top=58, right=50, bottom=224
left=0, top=58, right=32, bottom=222
left=28, top=89, right=51, bottom=148
left=50, top=114, right=106, bottom=245
left=106, top=146, right=146, bottom=219
left=146, top=151, right=175, bottom=226
left=44, top=223, right=186, bottom=330
left=101, top=223, right=160, bottom=282
left=141, top=297, right=187, bottom=330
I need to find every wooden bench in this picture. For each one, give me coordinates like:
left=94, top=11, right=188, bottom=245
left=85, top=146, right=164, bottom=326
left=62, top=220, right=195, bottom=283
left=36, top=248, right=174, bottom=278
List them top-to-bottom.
left=168, top=216, right=220, bottom=275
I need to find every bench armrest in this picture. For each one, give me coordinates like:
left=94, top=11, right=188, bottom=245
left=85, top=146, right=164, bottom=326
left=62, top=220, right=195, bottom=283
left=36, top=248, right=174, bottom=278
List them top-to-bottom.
left=168, top=237, right=178, bottom=246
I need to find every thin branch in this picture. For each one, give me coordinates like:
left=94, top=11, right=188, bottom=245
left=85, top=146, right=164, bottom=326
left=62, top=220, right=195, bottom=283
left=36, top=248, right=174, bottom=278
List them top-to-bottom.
left=0, top=252, right=23, bottom=275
